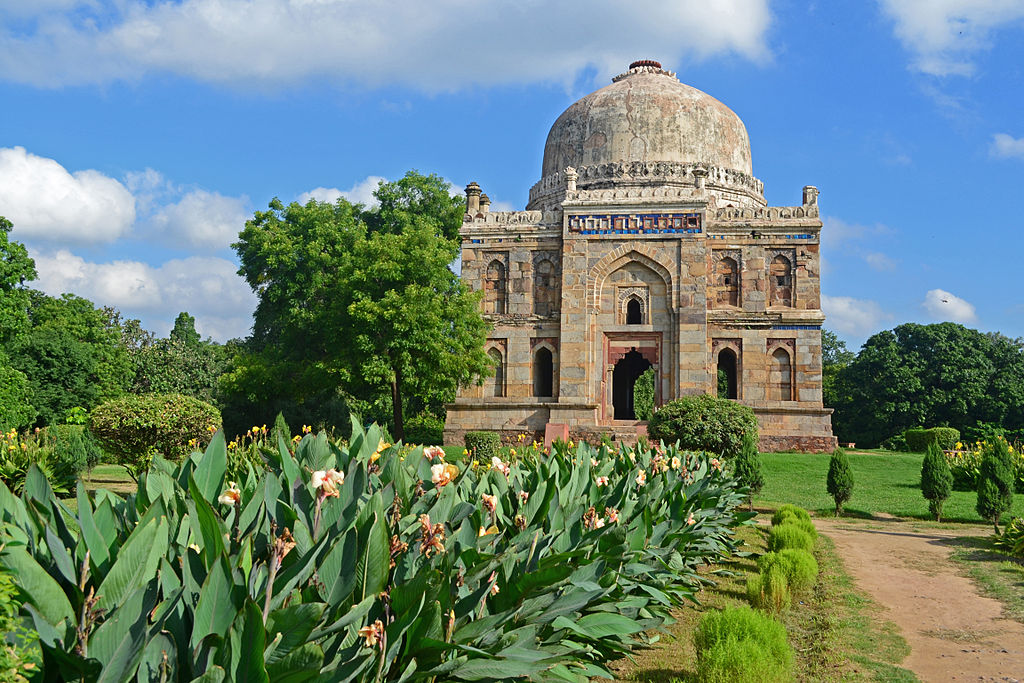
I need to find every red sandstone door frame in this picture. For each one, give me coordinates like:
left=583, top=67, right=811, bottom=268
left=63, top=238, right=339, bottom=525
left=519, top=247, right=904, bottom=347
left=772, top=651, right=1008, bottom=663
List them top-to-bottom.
left=601, top=332, right=661, bottom=422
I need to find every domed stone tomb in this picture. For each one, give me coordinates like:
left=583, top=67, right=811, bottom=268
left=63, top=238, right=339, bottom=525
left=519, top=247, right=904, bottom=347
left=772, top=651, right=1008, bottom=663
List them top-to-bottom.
left=445, top=61, right=836, bottom=452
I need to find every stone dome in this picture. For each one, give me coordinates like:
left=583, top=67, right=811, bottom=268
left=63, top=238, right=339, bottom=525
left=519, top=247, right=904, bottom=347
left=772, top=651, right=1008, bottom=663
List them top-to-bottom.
left=540, top=61, right=754, bottom=179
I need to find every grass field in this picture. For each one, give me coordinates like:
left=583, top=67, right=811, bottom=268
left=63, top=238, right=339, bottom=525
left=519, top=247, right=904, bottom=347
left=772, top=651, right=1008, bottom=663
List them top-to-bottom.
left=757, top=450, right=1024, bottom=524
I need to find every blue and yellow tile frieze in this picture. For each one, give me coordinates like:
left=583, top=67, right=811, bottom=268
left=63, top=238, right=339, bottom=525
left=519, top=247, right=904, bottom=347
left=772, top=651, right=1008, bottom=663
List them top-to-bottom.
left=567, top=212, right=701, bottom=235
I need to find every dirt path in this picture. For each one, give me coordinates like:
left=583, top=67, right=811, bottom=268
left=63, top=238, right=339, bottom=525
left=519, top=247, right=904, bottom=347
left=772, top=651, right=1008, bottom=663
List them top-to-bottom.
left=815, top=517, right=1024, bottom=682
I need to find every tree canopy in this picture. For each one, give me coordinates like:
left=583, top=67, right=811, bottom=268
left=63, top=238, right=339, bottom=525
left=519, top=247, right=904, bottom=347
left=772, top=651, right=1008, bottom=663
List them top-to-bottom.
left=228, top=171, right=490, bottom=438
left=832, top=322, right=1024, bottom=446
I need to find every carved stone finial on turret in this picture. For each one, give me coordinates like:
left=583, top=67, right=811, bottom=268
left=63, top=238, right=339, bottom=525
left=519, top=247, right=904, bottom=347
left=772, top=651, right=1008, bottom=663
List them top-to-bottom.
left=565, top=166, right=578, bottom=192
left=692, top=167, right=708, bottom=191
left=465, top=182, right=481, bottom=215
left=802, top=185, right=819, bottom=206
left=479, top=194, right=490, bottom=213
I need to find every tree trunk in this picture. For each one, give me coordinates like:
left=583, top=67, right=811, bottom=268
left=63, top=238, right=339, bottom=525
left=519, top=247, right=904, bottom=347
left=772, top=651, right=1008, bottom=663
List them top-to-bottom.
left=391, top=365, right=404, bottom=442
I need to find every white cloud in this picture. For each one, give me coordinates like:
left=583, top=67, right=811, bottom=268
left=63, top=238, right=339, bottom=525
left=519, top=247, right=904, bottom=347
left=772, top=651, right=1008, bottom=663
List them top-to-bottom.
left=880, top=0, right=1024, bottom=76
left=0, top=1, right=772, bottom=90
left=991, top=133, right=1024, bottom=159
left=0, top=146, right=136, bottom=244
left=299, top=175, right=386, bottom=207
left=151, top=189, right=249, bottom=249
left=821, top=215, right=890, bottom=250
left=31, top=249, right=257, bottom=341
left=863, top=252, right=897, bottom=271
left=923, top=288, right=977, bottom=323
left=822, top=295, right=891, bottom=338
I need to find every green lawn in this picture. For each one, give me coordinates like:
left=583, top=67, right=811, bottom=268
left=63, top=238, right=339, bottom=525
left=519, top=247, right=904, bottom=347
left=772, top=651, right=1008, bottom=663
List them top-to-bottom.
left=757, top=450, right=1024, bottom=524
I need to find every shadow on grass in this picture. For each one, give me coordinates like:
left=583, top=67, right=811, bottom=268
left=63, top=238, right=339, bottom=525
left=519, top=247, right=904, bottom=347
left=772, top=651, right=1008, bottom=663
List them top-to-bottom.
left=937, top=534, right=1024, bottom=567
left=630, top=667, right=693, bottom=682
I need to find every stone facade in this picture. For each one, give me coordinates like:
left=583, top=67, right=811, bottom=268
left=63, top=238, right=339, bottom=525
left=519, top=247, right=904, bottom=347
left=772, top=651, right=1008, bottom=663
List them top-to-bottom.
left=445, top=61, right=837, bottom=453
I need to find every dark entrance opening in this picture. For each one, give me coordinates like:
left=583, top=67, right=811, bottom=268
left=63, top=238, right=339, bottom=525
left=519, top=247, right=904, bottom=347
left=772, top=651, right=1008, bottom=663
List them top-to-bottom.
left=626, top=298, right=642, bottom=324
left=533, top=347, right=553, bottom=397
left=717, top=348, right=738, bottom=399
left=613, top=349, right=652, bottom=419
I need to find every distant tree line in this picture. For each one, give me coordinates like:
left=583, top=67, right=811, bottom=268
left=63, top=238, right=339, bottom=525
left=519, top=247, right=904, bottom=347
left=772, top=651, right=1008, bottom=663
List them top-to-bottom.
left=823, top=324, right=1024, bottom=447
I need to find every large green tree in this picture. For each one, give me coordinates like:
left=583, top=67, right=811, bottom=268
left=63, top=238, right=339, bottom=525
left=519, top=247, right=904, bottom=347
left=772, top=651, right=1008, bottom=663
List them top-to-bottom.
left=229, top=171, right=491, bottom=439
left=0, top=216, right=36, bottom=347
left=0, top=217, right=38, bottom=429
left=10, top=292, right=132, bottom=425
left=833, top=322, right=1023, bottom=446
left=821, top=328, right=854, bottom=409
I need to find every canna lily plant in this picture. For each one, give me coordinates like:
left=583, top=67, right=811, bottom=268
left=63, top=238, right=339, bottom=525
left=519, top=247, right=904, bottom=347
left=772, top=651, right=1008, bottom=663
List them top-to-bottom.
left=0, top=417, right=752, bottom=682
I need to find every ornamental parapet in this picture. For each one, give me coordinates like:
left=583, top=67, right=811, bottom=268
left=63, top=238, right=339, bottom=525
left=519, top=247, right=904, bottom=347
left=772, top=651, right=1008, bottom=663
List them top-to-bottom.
left=527, top=161, right=765, bottom=210
left=713, top=205, right=820, bottom=221
left=462, top=210, right=561, bottom=226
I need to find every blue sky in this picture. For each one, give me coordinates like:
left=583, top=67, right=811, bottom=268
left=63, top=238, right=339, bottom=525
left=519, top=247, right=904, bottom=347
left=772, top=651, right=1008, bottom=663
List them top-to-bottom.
left=1, top=0, right=1023, bottom=349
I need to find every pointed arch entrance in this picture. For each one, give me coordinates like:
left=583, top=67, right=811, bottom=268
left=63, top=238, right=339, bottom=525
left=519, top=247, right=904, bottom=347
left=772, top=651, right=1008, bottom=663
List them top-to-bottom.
left=612, top=350, right=652, bottom=420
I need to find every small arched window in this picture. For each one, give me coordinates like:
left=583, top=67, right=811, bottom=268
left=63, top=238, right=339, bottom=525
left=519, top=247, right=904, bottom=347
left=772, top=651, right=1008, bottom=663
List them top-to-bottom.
left=769, top=255, right=793, bottom=307
left=716, top=257, right=740, bottom=307
left=533, top=259, right=557, bottom=316
left=484, top=260, right=506, bottom=314
left=626, top=298, right=642, bottom=324
left=488, top=347, right=504, bottom=397
left=533, top=347, right=553, bottom=398
left=769, top=347, right=793, bottom=401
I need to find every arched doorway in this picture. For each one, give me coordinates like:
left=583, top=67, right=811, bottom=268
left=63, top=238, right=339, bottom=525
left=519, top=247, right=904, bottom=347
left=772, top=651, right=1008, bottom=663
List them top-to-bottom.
left=533, top=347, right=553, bottom=398
left=717, top=348, right=738, bottom=399
left=612, top=349, right=652, bottom=419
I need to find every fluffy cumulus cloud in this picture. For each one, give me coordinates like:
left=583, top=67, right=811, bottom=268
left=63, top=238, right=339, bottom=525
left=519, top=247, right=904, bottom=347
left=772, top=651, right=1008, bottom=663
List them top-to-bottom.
left=0, top=0, right=772, bottom=89
left=880, top=0, right=1024, bottom=76
left=990, top=133, right=1024, bottom=159
left=0, top=146, right=136, bottom=244
left=298, top=176, right=386, bottom=207
left=150, top=189, right=249, bottom=249
left=820, top=215, right=897, bottom=272
left=31, top=249, right=257, bottom=341
left=923, top=288, right=977, bottom=323
left=822, top=295, right=891, bottom=339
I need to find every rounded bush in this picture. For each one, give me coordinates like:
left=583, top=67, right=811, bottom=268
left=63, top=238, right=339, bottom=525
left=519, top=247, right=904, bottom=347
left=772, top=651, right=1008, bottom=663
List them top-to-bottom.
left=89, top=393, right=221, bottom=476
left=647, top=394, right=758, bottom=459
left=465, top=430, right=500, bottom=461
left=827, top=447, right=854, bottom=515
left=771, top=503, right=811, bottom=526
left=772, top=512, right=817, bottom=541
left=767, top=523, right=814, bottom=553
left=758, top=549, right=818, bottom=592
left=745, top=565, right=791, bottom=613
left=694, top=606, right=792, bottom=677
left=697, top=637, right=791, bottom=683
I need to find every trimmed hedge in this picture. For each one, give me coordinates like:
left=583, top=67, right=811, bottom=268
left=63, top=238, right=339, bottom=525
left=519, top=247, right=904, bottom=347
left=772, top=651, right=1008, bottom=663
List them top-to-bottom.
left=89, top=393, right=221, bottom=478
left=647, top=394, right=758, bottom=459
left=905, top=427, right=960, bottom=452
left=464, top=430, right=500, bottom=461
left=757, top=549, right=818, bottom=593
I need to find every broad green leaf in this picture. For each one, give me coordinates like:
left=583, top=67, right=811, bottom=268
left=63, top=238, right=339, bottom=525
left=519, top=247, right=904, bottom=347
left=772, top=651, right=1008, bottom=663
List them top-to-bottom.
left=193, top=431, right=228, bottom=502
left=188, top=477, right=228, bottom=566
left=76, top=482, right=112, bottom=574
left=355, top=512, right=389, bottom=602
left=96, top=516, right=167, bottom=613
left=1, top=545, right=74, bottom=634
left=190, top=555, right=244, bottom=651
left=91, top=584, right=158, bottom=683
left=229, top=599, right=269, bottom=683
left=265, top=603, right=325, bottom=665
left=137, top=631, right=177, bottom=683
left=266, top=642, right=323, bottom=683
left=447, top=657, right=546, bottom=680
left=189, top=666, right=225, bottom=683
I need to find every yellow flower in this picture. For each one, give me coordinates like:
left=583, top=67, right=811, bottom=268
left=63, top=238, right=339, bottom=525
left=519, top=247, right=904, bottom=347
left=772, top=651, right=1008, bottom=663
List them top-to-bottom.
left=371, top=439, right=390, bottom=463
left=431, top=463, right=459, bottom=487
left=478, top=525, right=499, bottom=537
